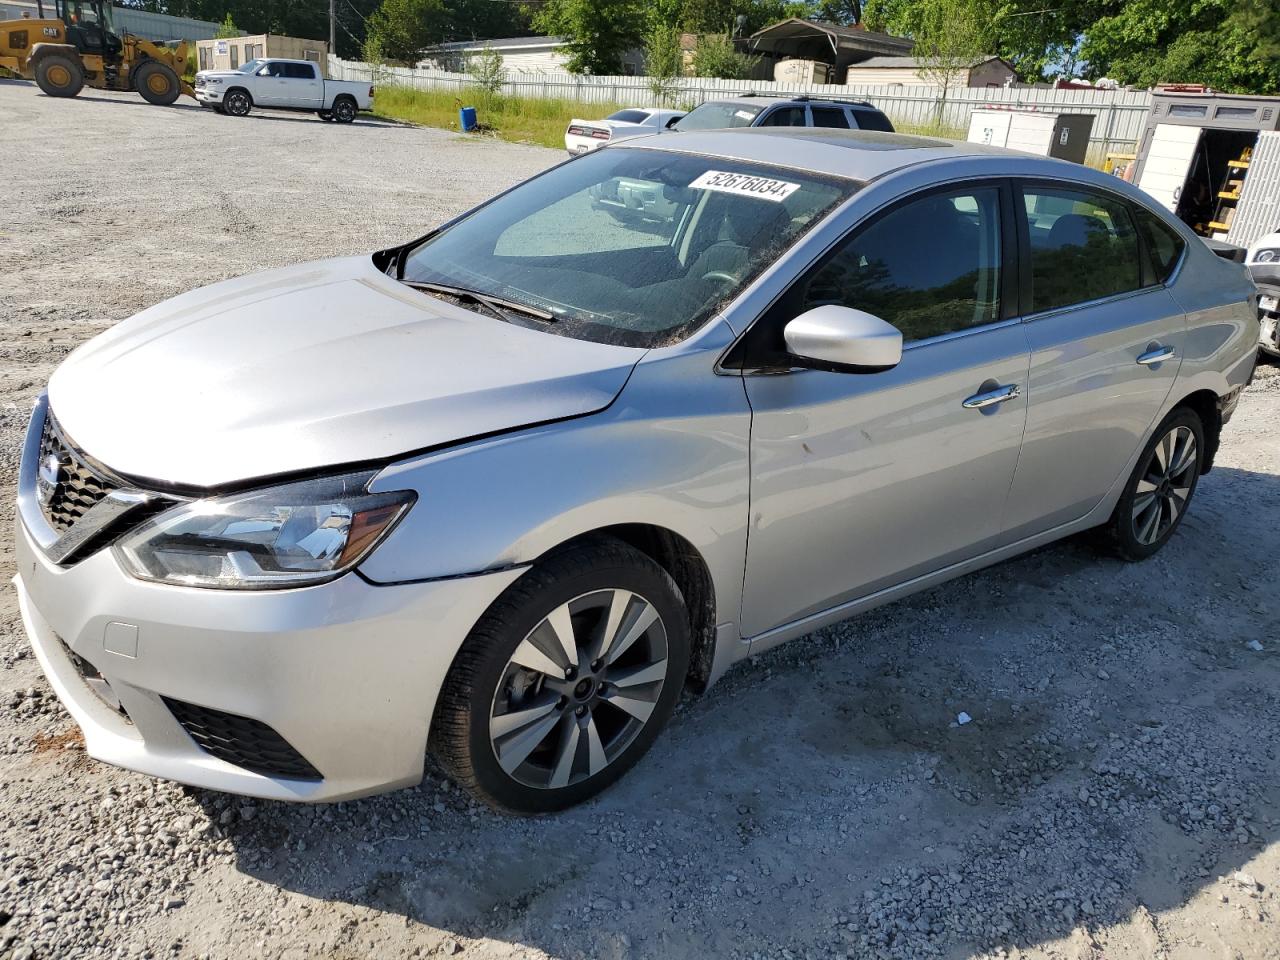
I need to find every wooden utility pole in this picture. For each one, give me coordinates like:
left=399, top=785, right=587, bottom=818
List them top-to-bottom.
left=329, top=0, right=336, bottom=56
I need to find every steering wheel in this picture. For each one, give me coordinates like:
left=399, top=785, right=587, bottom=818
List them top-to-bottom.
left=701, top=271, right=738, bottom=285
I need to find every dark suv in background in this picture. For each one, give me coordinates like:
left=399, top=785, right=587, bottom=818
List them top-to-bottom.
left=673, top=94, right=895, bottom=133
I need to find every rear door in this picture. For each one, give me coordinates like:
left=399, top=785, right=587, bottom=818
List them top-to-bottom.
left=286, top=61, right=323, bottom=107
left=1137, top=123, right=1203, bottom=213
left=1000, top=183, right=1187, bottom=540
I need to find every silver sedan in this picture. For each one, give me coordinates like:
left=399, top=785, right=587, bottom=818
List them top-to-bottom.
left=15, top=129, right=1258, bottom=812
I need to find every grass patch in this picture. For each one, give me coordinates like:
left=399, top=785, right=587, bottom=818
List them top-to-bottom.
left=373, top=84, right=632, bottom=150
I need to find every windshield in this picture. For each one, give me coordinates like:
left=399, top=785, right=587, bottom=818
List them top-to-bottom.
left=237, top=58, right=264, bottom=74
left=674, top=102, right=764, bottom=131
left=402, top=148, right=851, bottom=347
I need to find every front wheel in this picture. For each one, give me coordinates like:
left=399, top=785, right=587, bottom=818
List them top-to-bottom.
left=134, top=60, right=180, bottom=105
left=222, top=89, right=252, bottom=117
left=1101, top=408, right=1204, bottom=561
left=431, top=538, right=690, bottom=813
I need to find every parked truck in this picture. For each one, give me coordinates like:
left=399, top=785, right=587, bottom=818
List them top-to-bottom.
left=194, top=57, right=373, bottom=123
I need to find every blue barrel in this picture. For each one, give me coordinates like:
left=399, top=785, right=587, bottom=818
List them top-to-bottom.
left=459, top=106, right=478, bottom=132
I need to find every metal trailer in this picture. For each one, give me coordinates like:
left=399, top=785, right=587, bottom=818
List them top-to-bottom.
left=1132, top=91, right=1280, bottom=247
left=966, top=109, right=1095, bottom=164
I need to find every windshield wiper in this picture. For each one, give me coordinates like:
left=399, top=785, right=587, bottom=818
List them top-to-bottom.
left=401, top=280, right=556, bottom=323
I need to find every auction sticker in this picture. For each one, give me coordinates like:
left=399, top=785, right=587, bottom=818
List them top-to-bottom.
left=689, top=170, right=800, bottom=202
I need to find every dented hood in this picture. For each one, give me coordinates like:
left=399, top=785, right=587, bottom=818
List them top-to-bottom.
left=48, top=256, right=644, bottom=488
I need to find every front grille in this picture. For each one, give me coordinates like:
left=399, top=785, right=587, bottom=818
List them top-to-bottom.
left=38, top=416, right=118, bottom=534
left=163, top=697, right=323, bottom=781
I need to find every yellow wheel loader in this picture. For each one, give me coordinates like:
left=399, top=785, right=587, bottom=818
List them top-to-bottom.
left=0, top=0, right=190, bottom=105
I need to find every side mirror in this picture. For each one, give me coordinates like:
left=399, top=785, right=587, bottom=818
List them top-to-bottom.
left=782, top=305, right=903, bottom=373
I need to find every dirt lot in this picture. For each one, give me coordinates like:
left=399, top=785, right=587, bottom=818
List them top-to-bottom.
left=2, top=81, right=1279, bottom=960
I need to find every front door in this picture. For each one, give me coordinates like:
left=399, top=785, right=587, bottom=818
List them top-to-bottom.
left=737, top=182, right=1030, bottom=638
left=1000, top=184, right=1188, bottom=539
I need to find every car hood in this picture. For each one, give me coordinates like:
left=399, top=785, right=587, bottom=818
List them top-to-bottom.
left=195, top=70, right=245, bottom=80
left=48, top=256, right=646, bottom=488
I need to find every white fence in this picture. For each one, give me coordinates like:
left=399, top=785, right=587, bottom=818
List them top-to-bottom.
left=330, top=56, right=1151, bottom=163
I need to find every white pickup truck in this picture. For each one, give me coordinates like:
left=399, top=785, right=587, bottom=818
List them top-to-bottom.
left=194, top=58, right=373, bottom=123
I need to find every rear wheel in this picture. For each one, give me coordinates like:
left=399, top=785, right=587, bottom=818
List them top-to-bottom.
left=34, top=54, right=84, bottom=98
left=134, top=60, right=180, bottom=106
left=223, top=89, right=252, bottom=117
left=332, top=96, right=357, bottom=124
left=1101, top=408, right=1204, bottom=561
left=431, top=538, right=690, bottom=813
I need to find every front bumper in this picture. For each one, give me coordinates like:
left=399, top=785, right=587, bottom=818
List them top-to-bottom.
left=194, top=86, right=222, bottom=103
left=14, top=495, right=522, bottom=802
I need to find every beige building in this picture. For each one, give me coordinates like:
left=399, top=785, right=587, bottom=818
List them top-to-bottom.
left=195, top=34, right=328, bottom=75
left=844, top=55, right=1015, bottom=89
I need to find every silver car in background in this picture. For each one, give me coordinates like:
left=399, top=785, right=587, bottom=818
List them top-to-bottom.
left=15, top=130, right=1258, bottom=813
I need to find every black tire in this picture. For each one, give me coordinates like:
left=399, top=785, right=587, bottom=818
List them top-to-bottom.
left=34, top=54, right=84, bottom=98
left=133, top=60, right=180, bottom=106
left=223, top=88, right=252, bottom=117
left=331, top=95, right=357, bottom=124
left=213, top=104, right=226, bottom=114
left=318, top=110, right=334, bottom=122
left=1101, top=407, right=1205, bottom=561
left=431, top=537, right=690, bottom=814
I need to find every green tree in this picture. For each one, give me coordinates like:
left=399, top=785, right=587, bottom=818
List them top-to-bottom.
left=367, top=0, right=446, bottom=64
left=533, top=0, right=649, bottom=74
left=911, top=0, right=993, bottom=100
left=1080, top=0, right=1280, bottom=93
left=214, top=12, right=238, bottom=38
left=645, top=23, right=684, bottom=103
left=691, top=33, right=759, bottom=78
left=467, top=43, right=506, bottom=94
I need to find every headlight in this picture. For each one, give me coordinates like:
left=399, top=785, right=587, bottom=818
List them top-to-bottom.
left=208, top=77, right=223, bottom=85
left=114, top=472, right=414, bottom=590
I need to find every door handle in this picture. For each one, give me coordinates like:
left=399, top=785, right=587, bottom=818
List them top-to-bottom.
left=1137, top=345, right=1175, bottom=366
left=962, top=383, right=1020, bottom=409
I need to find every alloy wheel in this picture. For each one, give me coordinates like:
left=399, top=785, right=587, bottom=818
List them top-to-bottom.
left=226, top=92, right=249, bottom=116
left=335, top=100, right=355, bottom=122
left=1132, top=424, right=1198, bottom=545
left=489, top=589, right=668, bottom=790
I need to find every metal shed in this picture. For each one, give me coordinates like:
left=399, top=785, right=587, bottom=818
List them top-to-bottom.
left=195, top=34, right=328, bottom=75
left=1131, top=90, right=1280, bottom=246
left=967, top=109, right=1095, bottom=164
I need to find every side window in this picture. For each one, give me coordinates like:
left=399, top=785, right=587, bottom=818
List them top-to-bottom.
left=267, top=62, right=287, bottom=77
left=287, top=63, right=316, bottom=79
left=758, top=106, right=806, bottom=127
left=811, top=107, right=849, bottom=129
left=851, top=109, right=893, bottom=132
left=798, top=187, right=1003, bottom=343
left=1022, top=187, right=1143, bottom=313
left=1133, top=206, right=1186, bottom=284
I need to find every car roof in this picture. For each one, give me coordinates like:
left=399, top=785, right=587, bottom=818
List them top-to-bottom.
left=696, top=95, right=878, bottom=110
left=615, top=127, right=1104, bottom=184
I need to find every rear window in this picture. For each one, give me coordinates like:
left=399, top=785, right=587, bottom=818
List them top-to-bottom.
left=674, top=102, right=763, bottom=131
left=608, top=109, right=650, bottom=124
left=851, top=109, right=894, bottom=132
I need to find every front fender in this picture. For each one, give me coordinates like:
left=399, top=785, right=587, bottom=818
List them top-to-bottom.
left=358, top=346, right=752, bottom=634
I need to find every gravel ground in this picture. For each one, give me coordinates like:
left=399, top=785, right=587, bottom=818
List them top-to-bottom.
left=2, top=81, right=1279, bottom=960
